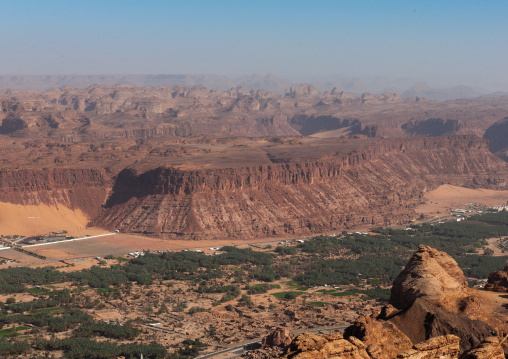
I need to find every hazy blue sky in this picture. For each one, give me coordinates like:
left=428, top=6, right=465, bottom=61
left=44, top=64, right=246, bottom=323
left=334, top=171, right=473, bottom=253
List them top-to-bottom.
left=1, top=0, right=507, bottom=90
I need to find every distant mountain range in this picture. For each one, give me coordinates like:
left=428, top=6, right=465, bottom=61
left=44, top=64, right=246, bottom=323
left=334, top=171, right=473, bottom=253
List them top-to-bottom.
left=0, top=74, right=504, bottom=101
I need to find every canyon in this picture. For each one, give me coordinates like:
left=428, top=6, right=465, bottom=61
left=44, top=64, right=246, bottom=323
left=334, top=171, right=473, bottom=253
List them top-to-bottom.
left=0, top=85, right=508, bottom=239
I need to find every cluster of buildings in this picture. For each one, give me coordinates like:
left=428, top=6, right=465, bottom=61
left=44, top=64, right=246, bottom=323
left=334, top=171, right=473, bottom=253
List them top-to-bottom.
left=487, top=205, right=508, bottom=213
left=22, top=234, right=70, bottom=245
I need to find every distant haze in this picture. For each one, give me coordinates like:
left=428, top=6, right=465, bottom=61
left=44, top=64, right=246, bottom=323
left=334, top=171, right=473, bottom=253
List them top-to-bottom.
left=1, top=1, right=507, bottom=93
left=0, top=74, right=498, bottom=101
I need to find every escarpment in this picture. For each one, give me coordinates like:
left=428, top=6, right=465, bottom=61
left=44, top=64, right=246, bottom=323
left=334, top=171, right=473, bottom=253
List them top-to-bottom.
left=93, top=136, right=508, bottom=238
left=0, top=168, right=110, bottom=218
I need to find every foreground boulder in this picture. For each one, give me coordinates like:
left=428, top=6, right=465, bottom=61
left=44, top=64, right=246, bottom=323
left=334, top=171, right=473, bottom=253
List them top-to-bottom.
left=250, top=245, right=506, bottom=358
left=390, top=245, right=468, bottom=309
left=264, top=246, right=505, bottom=358
left=484, top=263, right=508, bottom=292
left=370, top=299, right=495, bottom=353
left=343, top=313, right=413, bottom=357
left=262, top=327, right=294, bottom=348
left=276, top=332, right=461, bottom=359
left=282, top=332, right=371, bottom=359
left=397, top=334, right=460, bottom=358
left=460, top=336, right=505, bottom=359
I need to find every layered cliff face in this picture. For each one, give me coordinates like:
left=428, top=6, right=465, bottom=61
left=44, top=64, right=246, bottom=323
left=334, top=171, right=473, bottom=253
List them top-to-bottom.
left=94, top=136, right=508, bottom=238
left=0, top=168, right=110, bottom=219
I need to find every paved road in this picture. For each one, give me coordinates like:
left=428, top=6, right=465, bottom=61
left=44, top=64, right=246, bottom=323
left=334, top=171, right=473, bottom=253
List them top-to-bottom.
left=197, top=325, right=348, bottom=359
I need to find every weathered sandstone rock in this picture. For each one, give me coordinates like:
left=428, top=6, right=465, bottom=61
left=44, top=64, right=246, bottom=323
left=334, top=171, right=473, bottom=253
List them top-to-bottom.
left=390, top=245, right=468, bottom=309
left=254, top=246, right=507, bottom=359
left=484, top=264, right=508, bottom=293
left=385, top=299, right=496, bottom=353
left=344, top=313, right=413, bottom=357
left=261, top=327, right=294, bottom=348
left=278, top=332, right=462, bottom=359
left=283, top=332, right=371, bottom=359
left=397, top=334, right=460, bottom=358
left=460, top=336, right=505, bottom=359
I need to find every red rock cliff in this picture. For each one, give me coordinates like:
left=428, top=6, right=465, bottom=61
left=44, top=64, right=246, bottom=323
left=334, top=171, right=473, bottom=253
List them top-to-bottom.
left=94, top=136, right=508, bottom=239
left=0, top=168, right=111, bottom=218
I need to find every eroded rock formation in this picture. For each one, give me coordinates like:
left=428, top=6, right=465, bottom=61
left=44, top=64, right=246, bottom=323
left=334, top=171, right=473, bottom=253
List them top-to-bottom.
left=1, top=84, right=508, bottom=143
left=0, top=134, right=506, bottom=239
left=94, top=136, right=508, bottom=238
left=389, top=245, right=468, bottom=309
left=252, top=246, right=507, bottom=358
left=484, top=261, right=508, bottom=293
left=261, top=327, right=294, bottom=348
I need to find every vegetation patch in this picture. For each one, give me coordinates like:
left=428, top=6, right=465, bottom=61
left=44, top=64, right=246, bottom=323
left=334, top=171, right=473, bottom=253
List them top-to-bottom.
left=0, top=212, right=506, bottom=357
left=26, top=287, right=46, bottom=295
left=96, top=287, right=119, bottom=294
left=271, top=291, right=305, bottom=299
left=330, top=291, right=359, bottom=297
left=306, top=301, right=329, bottom=307
left=0, top=326, right=29, bottom=338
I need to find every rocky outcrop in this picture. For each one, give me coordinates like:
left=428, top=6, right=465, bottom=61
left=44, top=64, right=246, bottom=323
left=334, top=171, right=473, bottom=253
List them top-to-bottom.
left=286, top=84, right=318, bottom=97
left=484, top=117, right=508, bottom=161
left=402, top=118, right=462, bottom=137
left=94, top=136, right=508, bottom=238
left=389, top=245, right=468, bottom=309
left=257, top=246, right=504, bottom=359
left=387, top=246, right=497, bottom=352
left=484, top=264, right=508, bottom=292
left=384, top=299, right=496, bottom=353
left=343, top=300, right=495, bottom=355
left=343, top=312, right=413, bottom=357
left=261, top=327, right=294, bottom=348
left=266, top=332, right=462, bottom=359
left=283, top=332, right=371, bottom=359
left=397, top=335, right=460, bottom=358
left=461, top=337, right=505, bottom=359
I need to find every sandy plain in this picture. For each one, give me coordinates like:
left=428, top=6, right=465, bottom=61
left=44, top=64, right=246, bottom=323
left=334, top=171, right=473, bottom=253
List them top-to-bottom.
left=415, top=184, right=508, bottom=218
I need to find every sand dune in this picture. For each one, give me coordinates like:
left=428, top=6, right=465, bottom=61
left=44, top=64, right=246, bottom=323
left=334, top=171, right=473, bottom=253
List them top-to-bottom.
left=0, top=202, right=104, bottom=237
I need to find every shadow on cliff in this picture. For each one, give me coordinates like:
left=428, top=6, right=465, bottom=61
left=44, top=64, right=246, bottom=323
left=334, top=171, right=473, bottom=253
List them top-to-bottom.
left=288, top=115, right=376, bottom=137
left=484, top=117, right=508, bottom=162
left=401, top=118, right=462, bottom=137
left=103, top=167, right=193, bottom=208
left=103, top=168, right=152, bottom=208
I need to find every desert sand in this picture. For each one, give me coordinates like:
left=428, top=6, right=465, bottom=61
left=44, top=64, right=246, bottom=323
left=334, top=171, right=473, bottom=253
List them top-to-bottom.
left=416, top=184, right=508, bottom=218
left=0, top=202, right=105, bottom=237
